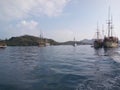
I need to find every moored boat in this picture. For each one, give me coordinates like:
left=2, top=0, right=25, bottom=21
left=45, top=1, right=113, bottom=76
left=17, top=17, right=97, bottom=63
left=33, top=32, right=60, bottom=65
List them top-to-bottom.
left=93, top=24, right=103, bottom=49
left=38, top=32, right=46, bottom=47
left=73, top=37, right=77, bottom=47
left=94, top=39, right=103, bottom=48
left=0, top=42, right=7, bottom=49
left=0, top=45, right=7, bottom=49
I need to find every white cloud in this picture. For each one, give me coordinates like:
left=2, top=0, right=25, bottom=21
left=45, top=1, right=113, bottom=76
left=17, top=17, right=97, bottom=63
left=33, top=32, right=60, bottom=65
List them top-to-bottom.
left=0, top=0, right=70, bottom=21
left=35, top=0, right=70, bottom=17
left=5, top=20, right=40, bottom=37
left=18, top=20, right=38, bottom=29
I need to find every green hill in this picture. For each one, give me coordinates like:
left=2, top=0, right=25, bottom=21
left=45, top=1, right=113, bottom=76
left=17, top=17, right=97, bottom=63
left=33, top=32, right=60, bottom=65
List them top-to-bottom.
left=5, top=35, right=58, bottom=46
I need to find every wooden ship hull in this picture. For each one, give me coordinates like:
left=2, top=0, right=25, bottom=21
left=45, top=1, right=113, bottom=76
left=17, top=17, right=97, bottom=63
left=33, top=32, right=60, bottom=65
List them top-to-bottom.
left=93, top=23, right=103, bottom=49
left=103, top=37, right=118, bottom=48
left=94, top=39, right=103, bottom=48
left=0, top=41, right=7, bottom=49
left=38, top=42, right=46, bottom=47
left=103, top=42, right=118, bottom=48
left=38, top=44, right=46, bottom=47
left=0, top=45, right=7, bottom=49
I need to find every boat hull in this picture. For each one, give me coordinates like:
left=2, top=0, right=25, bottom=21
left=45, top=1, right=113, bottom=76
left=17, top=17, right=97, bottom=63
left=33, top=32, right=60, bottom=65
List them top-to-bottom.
left=103, top=37, right=119, bottom=48
left=93, top=40, right=103, bottom=49
left=103, top=41, right=118, bottom=48
left=0, top=46, right=7, bottom=49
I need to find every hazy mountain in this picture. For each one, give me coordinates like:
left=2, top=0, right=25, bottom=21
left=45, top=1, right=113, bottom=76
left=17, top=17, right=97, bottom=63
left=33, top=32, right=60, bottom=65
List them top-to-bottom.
left=59, top=39, right=94, bottom=45
left=79, top=39, right=94, bottom=45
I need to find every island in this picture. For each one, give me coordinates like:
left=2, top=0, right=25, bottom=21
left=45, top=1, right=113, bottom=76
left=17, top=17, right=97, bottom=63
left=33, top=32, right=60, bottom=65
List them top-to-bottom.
left=0, top=35, right=95, bottom=46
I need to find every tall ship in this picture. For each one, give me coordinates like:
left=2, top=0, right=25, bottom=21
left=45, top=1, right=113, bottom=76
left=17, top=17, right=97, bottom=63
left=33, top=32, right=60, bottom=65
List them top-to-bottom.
left=103, top=9, right=119, bottom=48
left=93, top=24, right=103, bottom=48
left=38, top=31, right=50, bottom=47
left=38, top=32, right=46, bottom=47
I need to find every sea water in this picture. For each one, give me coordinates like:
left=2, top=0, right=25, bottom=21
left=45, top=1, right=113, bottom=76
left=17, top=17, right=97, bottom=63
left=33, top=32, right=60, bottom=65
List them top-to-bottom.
left=0, top=45, right=120, bottom=90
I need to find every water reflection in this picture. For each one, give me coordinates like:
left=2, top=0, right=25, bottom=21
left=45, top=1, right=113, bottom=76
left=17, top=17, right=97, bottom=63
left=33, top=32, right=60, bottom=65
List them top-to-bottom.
left=77, top=48, right=120, bottom=90
left=94, top=48, right=104, bottom=56
left=94, top=48, right=120, bottom=56
left=104, top=48, right=120, bottom=63
left=104, top=48, right=117, bottom=56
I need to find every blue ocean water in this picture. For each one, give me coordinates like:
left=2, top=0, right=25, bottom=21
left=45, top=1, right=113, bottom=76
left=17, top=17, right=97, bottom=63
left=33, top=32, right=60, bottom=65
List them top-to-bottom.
left=0, top=45, right=120, bottom=90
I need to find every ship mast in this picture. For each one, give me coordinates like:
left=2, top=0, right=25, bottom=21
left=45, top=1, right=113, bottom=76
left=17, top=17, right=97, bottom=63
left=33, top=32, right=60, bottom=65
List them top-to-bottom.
left=107, top=6, right=113, bottom=37
left=110, top=16, right=113, bottom=37
left=96, top=23, right=100, bottom=39
left=102, top=25, right=104, bottom=38
left=40, top=30, right=43, bottom=44
left=73, top=37, right=76, bottom=47
left=74, top=37, right=76, bottom=44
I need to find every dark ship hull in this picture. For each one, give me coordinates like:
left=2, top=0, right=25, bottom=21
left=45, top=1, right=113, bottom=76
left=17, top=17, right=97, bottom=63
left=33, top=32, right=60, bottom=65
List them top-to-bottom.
left=94, top=39, right=103, bottom=48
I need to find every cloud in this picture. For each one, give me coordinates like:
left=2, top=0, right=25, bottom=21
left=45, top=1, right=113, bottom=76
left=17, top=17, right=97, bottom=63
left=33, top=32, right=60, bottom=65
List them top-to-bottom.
left=0, top=0, right=70, bottom=21
left=35, top=0, right=70, bottom=17
left=4, top=20, right=40, bottom=38
left=3, top=21, right=76, bottom=42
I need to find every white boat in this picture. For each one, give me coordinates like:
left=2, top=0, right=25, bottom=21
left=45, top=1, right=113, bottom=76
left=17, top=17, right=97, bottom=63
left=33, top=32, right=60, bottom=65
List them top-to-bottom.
left=73, top=37, right=77, bottom=47
left=0, top=41, right=7, bottom=49
left=0, top=45, right=7, bottom=49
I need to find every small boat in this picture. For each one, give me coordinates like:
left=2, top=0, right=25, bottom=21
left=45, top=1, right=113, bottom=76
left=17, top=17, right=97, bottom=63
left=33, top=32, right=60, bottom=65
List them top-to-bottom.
left=38, top=33, right=46, bottom=47
left=73, top=37, right=77, bottom=47
left=0, top=41, right=7, bottom=49
left=0, top=45, right=7, bottom=49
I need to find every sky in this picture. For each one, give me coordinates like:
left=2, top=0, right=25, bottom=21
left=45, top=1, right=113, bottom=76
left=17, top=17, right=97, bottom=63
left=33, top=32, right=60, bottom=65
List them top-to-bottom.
left=0, top=0, right=120, bottom=42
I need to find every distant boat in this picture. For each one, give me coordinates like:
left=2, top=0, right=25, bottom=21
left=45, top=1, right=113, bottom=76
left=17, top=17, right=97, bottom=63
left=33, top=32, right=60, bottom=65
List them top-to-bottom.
left=103, top=8, right=119, bottom=48
left=93, top=24, right=103, bottom=49
left=38, top=33, right=46, bottom=47
left=38, top=36, right=51, bottom=47
left=73, top=37, right=77, bottom=47
left=45, top=39, right=50, bottom=46
left=0, top=42, right=7, bottom=49
left=0, top=45, right=7, bottom=49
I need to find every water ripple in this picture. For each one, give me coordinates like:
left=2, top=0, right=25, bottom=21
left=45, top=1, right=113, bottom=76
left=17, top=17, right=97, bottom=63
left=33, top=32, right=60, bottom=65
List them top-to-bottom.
left=0, top=46, right=120, bottom=90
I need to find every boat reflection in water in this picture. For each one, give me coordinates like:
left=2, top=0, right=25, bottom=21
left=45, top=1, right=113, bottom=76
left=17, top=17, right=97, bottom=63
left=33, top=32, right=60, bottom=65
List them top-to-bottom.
left=94, top=47, right=120, bottom=63
left=94, top=48, right=104, bottom=56
left=104, top=48, right=120, bottom=63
